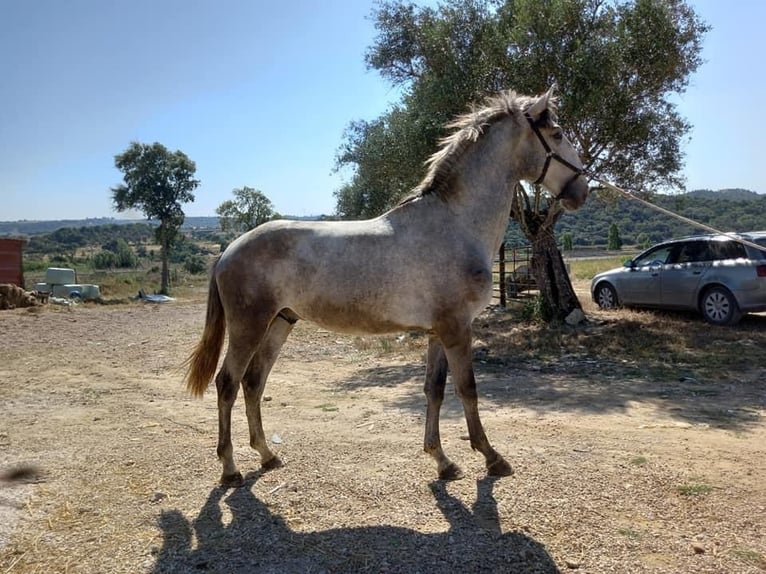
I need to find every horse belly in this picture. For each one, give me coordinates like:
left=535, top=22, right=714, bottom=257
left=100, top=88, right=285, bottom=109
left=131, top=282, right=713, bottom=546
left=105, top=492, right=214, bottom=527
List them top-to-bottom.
left=294, top=286, right=431, bottom=335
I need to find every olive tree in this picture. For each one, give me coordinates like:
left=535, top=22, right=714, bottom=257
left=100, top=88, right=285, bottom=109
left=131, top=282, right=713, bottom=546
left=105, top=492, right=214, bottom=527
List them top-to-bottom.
left=336, top=0, right=708, bottom=320
left=112, top=142, right=199, bottom=294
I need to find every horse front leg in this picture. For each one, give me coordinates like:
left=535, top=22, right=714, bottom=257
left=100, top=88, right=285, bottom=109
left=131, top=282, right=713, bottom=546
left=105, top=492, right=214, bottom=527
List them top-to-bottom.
left=241, top=316, right=294, bottom=471
left=442, top=329, right=513, bottom=478
left=424, top=336, right=464, bottom=480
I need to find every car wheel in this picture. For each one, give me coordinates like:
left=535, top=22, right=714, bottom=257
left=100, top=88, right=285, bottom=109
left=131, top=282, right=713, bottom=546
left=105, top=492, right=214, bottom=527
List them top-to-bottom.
left=595, top=282, right=619, bottom=309
left=701, top=286, right=742, bottom=325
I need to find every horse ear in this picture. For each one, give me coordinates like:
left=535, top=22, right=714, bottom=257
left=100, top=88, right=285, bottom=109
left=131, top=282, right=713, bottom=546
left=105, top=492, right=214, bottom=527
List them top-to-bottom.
left=545, top=83, right=558, bottom=101
left=526, top=85, right=556, bottom=121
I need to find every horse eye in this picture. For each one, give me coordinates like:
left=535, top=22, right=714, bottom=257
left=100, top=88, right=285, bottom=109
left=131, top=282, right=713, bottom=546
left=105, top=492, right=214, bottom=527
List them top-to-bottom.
left=552, top=130, right=564, bottom=141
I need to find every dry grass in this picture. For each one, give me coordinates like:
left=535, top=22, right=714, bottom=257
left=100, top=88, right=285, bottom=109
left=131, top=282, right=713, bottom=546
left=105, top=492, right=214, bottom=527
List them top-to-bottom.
left=480, top=277, right=766, bottom=382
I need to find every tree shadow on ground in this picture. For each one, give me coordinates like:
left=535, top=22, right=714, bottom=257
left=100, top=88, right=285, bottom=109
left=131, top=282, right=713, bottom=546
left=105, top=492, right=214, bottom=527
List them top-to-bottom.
left=335, top=314, right=765, bottom=431
left=338, top=361, right=763, bottom=431
left=152, top=474, right=559, bottom=574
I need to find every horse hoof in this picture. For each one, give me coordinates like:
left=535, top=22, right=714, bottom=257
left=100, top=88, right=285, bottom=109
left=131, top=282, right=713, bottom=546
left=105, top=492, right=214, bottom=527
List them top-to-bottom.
left=261, top=456, right=284, bottom=471
left=487, top=456, right=513, bottom=477
left=438, top=462, right=465, bottom=481
left=220, top=471, right=244, bottom=487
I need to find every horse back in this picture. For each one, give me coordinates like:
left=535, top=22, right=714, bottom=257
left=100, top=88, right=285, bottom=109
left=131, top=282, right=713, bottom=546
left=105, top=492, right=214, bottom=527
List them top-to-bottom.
left=215, top=218, right=493, bottom=334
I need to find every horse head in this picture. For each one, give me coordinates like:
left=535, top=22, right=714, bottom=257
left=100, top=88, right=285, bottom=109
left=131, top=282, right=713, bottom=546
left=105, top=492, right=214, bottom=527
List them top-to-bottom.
left=524, top=86, right=589, bottom=211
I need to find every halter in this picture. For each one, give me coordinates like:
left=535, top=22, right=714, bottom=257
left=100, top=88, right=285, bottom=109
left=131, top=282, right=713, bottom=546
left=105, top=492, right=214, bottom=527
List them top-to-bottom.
left=524, top=114, right=585, bottom=191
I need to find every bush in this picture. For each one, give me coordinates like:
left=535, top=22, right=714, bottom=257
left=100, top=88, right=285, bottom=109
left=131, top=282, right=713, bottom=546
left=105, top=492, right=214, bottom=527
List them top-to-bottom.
left=92, top=239, right=137, bottom=269
left=93, top=251, right=117, bottom=269
left=50, top=253, right=70, bottom=264
left=183, top=255, right=207, bottom=275
left=23, top=257, right=48, bottom=272
left=521, top=295, right=553, bottom=323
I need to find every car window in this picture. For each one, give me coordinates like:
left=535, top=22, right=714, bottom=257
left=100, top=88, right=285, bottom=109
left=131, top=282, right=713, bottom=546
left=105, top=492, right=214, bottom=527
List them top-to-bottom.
left=749, top=237, right=766, bottom=260
left=674, top=240, right=714, bottom=263
left=710, top=240, right=746, bottom=260
left=634, top=245, right=674, bottom=266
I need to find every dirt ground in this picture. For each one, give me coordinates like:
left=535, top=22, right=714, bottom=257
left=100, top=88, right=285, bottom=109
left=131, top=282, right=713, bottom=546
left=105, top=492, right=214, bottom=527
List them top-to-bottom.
left=0, top=287, right=764, bottom=573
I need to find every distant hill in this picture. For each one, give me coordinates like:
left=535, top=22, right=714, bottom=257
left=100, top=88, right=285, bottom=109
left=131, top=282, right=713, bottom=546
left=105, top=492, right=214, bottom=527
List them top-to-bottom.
left=551, top=188, right=766, bottom=247
left=686, top=188, right=762, bottom=201
left=2, top=189, right=763, bottom=247
left=0, top=215, right=325, bottom=237
left=0, top=217, right=135, bottom=237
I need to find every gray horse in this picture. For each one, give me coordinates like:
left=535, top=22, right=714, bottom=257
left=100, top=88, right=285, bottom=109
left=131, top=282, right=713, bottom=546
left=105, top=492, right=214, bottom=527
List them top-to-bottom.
left=185, top=87, right=589, bottom=486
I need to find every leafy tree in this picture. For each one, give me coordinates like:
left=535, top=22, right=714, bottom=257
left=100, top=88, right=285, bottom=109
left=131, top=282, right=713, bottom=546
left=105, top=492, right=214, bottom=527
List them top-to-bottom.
left=336, top=0, right=708, bottom=320
left=111, top=142, right=199, bottom=294
left=216, top=186, right=279, bottom=234
left=607, top=223, right=623, bottom=250
left=561, top=233, right=573, bottom=251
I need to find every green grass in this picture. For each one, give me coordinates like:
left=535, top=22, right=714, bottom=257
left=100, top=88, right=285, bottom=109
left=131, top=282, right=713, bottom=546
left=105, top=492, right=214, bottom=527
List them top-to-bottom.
left=566, top=256, right=632, bottom=280
left=316, top=403, right=339, bottom=412
left=629, top=456, right=648, bottom=466
left=677, top=482, right=714, bottom=496
left=730, top=548, right=766, bottom=569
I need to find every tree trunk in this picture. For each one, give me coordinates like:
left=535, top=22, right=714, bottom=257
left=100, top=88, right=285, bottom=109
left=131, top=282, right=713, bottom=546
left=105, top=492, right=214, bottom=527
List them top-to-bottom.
left=511, top=185, right=582, bottom=322
left=158, top=222, right=171, bottom=295
left=529, top=231, right=581, bottom=321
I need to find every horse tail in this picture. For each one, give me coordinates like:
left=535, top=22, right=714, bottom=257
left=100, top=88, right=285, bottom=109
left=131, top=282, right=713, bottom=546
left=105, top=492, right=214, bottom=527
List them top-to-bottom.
left=184, top=257, right=226, bottom=398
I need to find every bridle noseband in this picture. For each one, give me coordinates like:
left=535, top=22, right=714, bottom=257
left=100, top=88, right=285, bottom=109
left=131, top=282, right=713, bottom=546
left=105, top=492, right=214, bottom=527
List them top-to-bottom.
left=524, top=114, right=585, bottom=193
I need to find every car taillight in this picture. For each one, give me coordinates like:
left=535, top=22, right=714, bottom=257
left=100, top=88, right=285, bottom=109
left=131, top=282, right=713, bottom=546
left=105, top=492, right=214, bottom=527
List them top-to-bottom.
left=757, top=265, right=766, bottom=278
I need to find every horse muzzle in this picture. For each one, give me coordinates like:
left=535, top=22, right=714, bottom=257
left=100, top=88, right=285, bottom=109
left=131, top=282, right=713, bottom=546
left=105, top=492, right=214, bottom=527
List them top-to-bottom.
left=557, top=174, right=589, bottom=211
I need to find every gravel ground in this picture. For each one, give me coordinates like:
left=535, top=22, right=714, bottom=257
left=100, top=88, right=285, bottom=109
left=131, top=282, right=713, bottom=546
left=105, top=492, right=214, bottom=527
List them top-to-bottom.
left=0, top=298, right=764, bottom=573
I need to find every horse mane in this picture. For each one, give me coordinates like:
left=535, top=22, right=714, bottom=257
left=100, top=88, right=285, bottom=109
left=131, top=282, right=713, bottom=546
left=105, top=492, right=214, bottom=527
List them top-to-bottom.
left=401, top=90, right=557, bottom=204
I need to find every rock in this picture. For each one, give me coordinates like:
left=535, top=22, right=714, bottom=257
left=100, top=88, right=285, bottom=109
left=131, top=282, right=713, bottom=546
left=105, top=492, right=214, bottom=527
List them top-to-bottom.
left=565, top=308, right=585, bottom=326
left=271, top=433, right=283, bottom=444
left=149, top=492, right=167, bottom=503
left=691, top=543, right=706, bottom=554
left=564, top=558, right=581, bottom=569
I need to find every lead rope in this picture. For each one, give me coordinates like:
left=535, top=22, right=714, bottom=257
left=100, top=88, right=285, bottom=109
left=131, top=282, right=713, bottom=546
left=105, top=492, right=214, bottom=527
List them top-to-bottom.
left=589, top=175, right=766, bottom=254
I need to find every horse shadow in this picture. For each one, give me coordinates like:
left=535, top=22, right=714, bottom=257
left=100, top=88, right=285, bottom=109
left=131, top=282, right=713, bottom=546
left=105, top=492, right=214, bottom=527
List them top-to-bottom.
left=152, top=474, right=560, bottom=573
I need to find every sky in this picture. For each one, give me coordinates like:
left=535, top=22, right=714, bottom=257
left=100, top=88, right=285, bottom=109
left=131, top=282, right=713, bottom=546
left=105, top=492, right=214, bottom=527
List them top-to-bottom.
left=0, top=0, right=763, bottom=222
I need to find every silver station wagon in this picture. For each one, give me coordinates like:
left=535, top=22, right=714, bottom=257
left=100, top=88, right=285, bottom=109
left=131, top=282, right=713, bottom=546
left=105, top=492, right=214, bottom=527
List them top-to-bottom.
left=591, top=232, right=766, bottom=325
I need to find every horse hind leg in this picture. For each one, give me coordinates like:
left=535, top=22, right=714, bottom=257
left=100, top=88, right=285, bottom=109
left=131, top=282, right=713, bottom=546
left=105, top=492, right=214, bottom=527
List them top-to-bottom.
left=214, top=313, right=276, bottom=487
left=241, top=314, right=295, bottom=472
left=423, top=336, right=464, bottom=480
left=215, top=355, right=247, bottom=487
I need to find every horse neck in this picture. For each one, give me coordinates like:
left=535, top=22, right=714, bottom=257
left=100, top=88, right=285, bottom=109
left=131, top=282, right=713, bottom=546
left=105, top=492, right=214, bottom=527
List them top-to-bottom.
left=445, top=123, right=522, bottom=257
